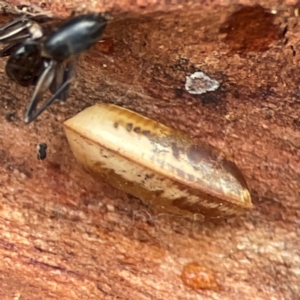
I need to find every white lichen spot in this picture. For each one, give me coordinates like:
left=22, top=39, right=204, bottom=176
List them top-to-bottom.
left=185, top=71, right=220, bottom=95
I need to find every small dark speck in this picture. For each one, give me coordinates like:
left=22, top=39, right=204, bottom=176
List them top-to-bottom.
left=282, top=25, right=288, bottom=38
left=290, top=45, right=296, bottom=56
left=189, top=65, right=197, bottom=74
left=175, top=88, right=183, bottom=97
left=201, top=94, right=219, bottom=104
left=3, top=98, right=16, bottom=107
left=264, top=111, right=274, bottom=120
left=5, top=112, right=17, bottom=122
left=293, top=119, right=300, bottom=129
left=114, top=122, right=119, bottom=128
left=126, top=123, right=133, bottom=131
left=134, top=126, right=141, bottom=134
left=37, top=143, right=47, bottom=160
left=49, top=162, right=61, bottom=170
left=145, top=173, right=154, bottom=180
left=34, top=245, right=44, bottom=252
left=97, top=284, right=108, bottom=295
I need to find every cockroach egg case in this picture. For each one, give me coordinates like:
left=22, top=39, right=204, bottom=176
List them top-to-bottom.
left=64, top=104, right=252, bottom=219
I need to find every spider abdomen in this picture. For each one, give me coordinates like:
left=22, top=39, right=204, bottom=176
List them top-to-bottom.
left=6, top=41, right=43, bottom=86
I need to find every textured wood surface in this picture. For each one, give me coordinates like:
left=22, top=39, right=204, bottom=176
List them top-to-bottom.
left=0, top=0, right=299, bottom=299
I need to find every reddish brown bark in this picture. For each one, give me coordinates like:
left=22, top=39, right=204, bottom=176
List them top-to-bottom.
left=0, top=1, right=299, bottom=299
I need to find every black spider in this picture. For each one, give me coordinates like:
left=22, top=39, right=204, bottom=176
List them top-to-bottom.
left=0, top=13, right=107, bottom=123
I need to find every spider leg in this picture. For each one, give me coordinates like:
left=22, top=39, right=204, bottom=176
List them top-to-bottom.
left=0, top=16, right=42, bottom=44
left=0, top=16, right=28, bottom=31
left=0, top=41, right=22, bottom=57
left=24, top=59, right=56, bottom=123
left=60, top=59, right=76, bottom=102
left=24, top=60, right=76, bottom=123
left=49, top=60, right=76, bottom=101
left=49, top=63, right=65, bottom=100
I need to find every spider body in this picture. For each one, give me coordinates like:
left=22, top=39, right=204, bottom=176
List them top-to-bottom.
left=0, top=13, right=107, bottom=123
left=44, top=14, right=107, bottom=61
